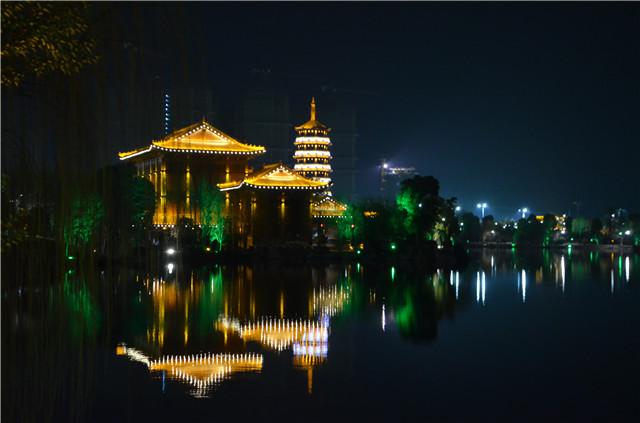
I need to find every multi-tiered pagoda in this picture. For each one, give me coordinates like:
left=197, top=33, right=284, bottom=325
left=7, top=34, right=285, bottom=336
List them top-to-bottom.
left=293, top=98, right=333, bottom=187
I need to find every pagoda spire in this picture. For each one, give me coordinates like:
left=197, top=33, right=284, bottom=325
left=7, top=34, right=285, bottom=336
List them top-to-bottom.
left=310, top=97, right=316, bottom=121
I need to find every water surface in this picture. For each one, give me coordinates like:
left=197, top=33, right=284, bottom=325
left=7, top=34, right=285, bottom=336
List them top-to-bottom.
left=3, top=251, right=640, bottom=421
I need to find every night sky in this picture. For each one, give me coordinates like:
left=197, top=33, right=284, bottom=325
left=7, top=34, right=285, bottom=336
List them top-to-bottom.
left=118, top=2, right=640, bottom=216
left=179, top=2, right=640, bottom=217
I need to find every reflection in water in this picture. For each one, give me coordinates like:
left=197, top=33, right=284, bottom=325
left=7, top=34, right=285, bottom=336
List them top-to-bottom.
left=2, top=251, right=638, bottom=419
left=114, top=265, right=352, bottom=396
left=217, top=318, right=329, bottom=352
left=116, top=345, right=263, bottom=398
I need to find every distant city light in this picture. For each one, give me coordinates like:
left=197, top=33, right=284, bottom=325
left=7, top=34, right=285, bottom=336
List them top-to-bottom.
left=383, top=163, right=388, bottom=169
left=166, top=248, right=175, bottom=255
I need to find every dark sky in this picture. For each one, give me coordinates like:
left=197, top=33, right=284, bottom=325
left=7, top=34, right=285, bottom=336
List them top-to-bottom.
left=131, top=2, right=640, bottom=217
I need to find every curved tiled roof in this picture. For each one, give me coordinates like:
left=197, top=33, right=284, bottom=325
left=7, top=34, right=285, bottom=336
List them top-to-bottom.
left=119, top=120, right=265, bottom=160
left=219, top=163, right=329, bottom=191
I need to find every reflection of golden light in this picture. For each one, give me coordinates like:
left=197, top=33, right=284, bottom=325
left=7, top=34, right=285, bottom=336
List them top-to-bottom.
left=312, top=285, right=350, bottom=317
left=279, top=292, right=285, bottom=318
left=217, top=318, right=329, bottom=352
left=292, top=341, right=328, bottom=395
left=116, top=344, right=263, bottom=398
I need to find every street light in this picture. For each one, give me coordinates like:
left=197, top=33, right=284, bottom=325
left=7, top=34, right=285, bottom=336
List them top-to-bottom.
left=476, top=203, right=488, bottom=218
left=455, top=206, right=461, bottom=213
left=619, top=230, right=632, bottom=252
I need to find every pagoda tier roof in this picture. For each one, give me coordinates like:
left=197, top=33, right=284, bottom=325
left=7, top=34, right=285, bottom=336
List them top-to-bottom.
left=294, top=97, right=331, bottom=133
left=118, top=120, right=265, bottom=160
left=218, top=163, right=329, bottom=191
left=311, top=195, right=348, bottom=218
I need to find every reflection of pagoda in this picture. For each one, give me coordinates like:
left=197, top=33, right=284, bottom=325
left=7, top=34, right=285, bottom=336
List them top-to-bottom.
left=116, top=345, right=263, bottom=398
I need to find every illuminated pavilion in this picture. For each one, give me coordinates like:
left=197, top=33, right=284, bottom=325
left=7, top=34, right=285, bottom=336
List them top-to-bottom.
left=118, top=119, right=265, bottom=227
left=219, top=163, right=328, bottom=248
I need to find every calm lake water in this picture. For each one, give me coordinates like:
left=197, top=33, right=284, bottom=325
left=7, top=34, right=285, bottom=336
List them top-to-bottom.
left=3, top=250, right=640, bottom=422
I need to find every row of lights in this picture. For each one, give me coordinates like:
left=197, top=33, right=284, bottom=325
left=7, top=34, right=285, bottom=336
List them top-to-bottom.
left=167, top=122, right=263, bottom=150
left=153, top=144, right=264, bottom=155
left=293, top=150, right=332, bottom=158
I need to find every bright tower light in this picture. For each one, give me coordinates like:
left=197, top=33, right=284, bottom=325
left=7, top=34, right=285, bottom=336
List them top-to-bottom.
left=476, top=203, right=488, bottom=218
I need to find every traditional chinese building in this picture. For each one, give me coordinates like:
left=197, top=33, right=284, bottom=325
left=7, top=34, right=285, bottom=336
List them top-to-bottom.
left=293, top=98, right=333, bottom=185
left=118, top=119, right=266, bottom=227
left=119, top=119, right=330, bottom=249
left=219, top=163, right=328, bottom=248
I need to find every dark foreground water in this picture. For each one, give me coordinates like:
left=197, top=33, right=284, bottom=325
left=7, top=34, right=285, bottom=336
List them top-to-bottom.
left=3, top=250, right=640, bottom=422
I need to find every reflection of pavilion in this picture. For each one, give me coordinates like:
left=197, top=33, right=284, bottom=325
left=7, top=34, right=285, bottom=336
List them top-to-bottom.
left=217, top=317, right=329, bottom=394
left=217, top=317, right=329, bottom=352
left=116, top=344, right=262, bottom=398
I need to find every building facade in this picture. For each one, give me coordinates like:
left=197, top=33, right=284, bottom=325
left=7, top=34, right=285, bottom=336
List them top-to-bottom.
left=119, top=118, right=329, bottom=249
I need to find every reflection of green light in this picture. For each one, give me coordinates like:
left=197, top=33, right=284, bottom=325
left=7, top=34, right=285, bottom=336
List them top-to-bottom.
left=390, top=242, right=397, bottom=251
left=619, top=256, right=623, bottom=279
left=356, top=262, right=361, bottom=272
left=391, top=266, right=396, bottom=282
left=395, top=292, right=414, bottom=330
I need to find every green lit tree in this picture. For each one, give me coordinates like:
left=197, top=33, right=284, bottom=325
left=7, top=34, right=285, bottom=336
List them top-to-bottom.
left=395, top=176, right=457, bottom=249
left=396, top=176, right=440, bottom=243
left=199, top=182, right=226, bottom=252
left=63, top=193, right=104, bottom=257
left=337, top=204, right=363, bottom=248
left=570, top=217, right=591, bottom=242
